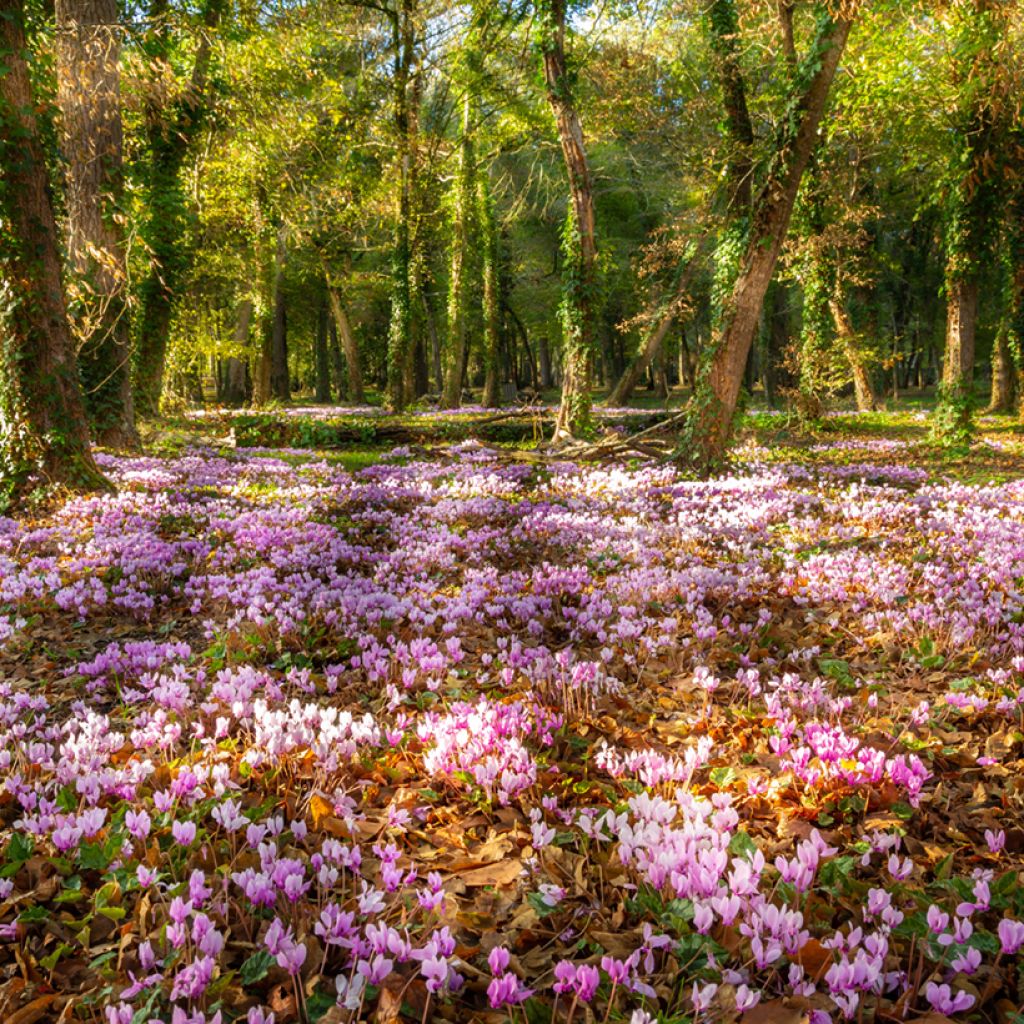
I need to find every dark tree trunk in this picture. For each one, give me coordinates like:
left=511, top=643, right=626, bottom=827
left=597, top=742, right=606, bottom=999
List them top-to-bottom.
left=0, top=0, right=109, bottom=496
left=56, top=0, right=138, bottom=449
left=386, top=0, right=416, bottom=411
left=269, top=230, right=289, bottom=402
left=607, top=251, right=701, bottom=407
left=315, top=295, right=331, bottom=403
left=223, top=298, right=251, bottom=406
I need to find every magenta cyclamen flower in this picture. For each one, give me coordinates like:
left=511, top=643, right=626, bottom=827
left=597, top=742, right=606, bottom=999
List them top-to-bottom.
left=172, top=819, right=196, bottom=846
left=998, top=917, right=1024, bottom=955
left=488, top=946, right=511, bottom=975
left=487, top=972, right=532, bottom=1009
left=925, top=982, right=974, bottom=1015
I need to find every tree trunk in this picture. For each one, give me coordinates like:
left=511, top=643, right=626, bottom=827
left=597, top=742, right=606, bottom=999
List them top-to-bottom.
left=0, top=0, right=109, bottom=496
left=55, top=0, right=138, bottom=449
left=132, top=0, right=222, bottom=417
left=386, top=0, right=415, bottom=411
left=541, top=0, right=599, bottom=440
left=935, top=0, right=1008, bottom=444
left=686, top=9, right=854, bottom=466
left=442, top=92, right=476, bottom=409
left=479, top=169, right=501, bottom=408
left=269, top=229, right=290, bottom=402
left=607, top=252, right=701, bottom=407
left=327, top=288, right=364, bottom=402
left=830, top=292, right=878, bottom=412
left=315, top=295, right=331, bottom=403
left=222, top=298, right=252, bottom=406
left=987, top=322, right=1014, bottom=413
left=538, top=334, right=553, bottom=389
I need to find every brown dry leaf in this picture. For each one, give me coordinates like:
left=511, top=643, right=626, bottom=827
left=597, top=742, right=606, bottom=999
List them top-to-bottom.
left=308, top=793, right=336, bottom=830
left=457, top=859, right=523, bottom=887
left=588, top=930, right=635, bottom=958
left=795, top=938, right=832, bottom=980
left=374, top=971, right=408, bottom=1024
left=7, top=996, right=63, bottom=1024
left=741, top=998, right=810, bottom=1024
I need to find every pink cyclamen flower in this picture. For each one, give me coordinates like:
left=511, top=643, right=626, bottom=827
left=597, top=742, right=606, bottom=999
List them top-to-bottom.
left=171, top=820, right=196, bottom=846
left=998, top=918, right=1024, bottom=955
left=488, top=946, right=510, bottom=975
left=925, top=982, right=974, bottom=1015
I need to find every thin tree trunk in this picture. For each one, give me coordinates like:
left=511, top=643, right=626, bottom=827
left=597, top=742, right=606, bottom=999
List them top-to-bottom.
left=0, top=0, right=109, bottom=495
left=56, top=0, right=138, bottom=449
left=132, top=0, right=222, bottom=416
left=386, top=0, right=415, bottom=411
left=541, top=0, right=599, bottom=439
left=935, top=0, right=1007, bottom=443
left=687, top=9, right=854, bottom=466
left=442, top=92, right=476, bottom=409
left=479, top=169, right=501, bottom=408
left=269, top=229, right=290, bottom=402
left=607, top=252, right=701, bottom=407
left=325, top=288, right=365, bottom=404
left=830, top=291, right=878, bottom=412
left=315, top=295, right=331, bottom=403
left=987, top=322, right=1014, bottom=413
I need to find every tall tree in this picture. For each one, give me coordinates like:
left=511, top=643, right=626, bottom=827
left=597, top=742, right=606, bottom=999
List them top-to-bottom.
left=0, top=0, right=109, bottom=498
left=56, top=0, right=138, bottom=449
left=133, top=0, right=223, bottom=417
left=385, top=0, right=417, bottom=411
left=538, top=0, right=599, bottom=440
left=934, top=0, right=1011, bottom=444
left=684, top=3, right=856, bottom=466
left=441, top=92, right=478, bottom=409
left=478, top=167, right=502, bottom=408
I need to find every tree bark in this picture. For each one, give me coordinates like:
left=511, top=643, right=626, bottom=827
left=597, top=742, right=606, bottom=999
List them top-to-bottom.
left=0, top=0, right=109, bottom=496
left=56, top=0, right=138, bottom=449
left=132, top=0, right=222, bottom=417
left=386, top=0, right=415, bottom=411
left=541, top=0, right=599, bottom=439
left=935, top=0, right=1008, bottom=442
left=686, top=9, right=854, bottom=466
left=442, top=92, right=476, bottom=409
left=479, top=169, right=502, bottom=408
left=269, top=229, right=290, bottom=402
left=607, top=252, right=701, bottom=407
left=326, top=286, right=365, bottom=404
left=830, top=291, right=878, bottom=412
left=315, top=294, right=331, bottom=403
left=222, top=298, right=252, bottom=406
left=987, top=322, right=1014, bottom=413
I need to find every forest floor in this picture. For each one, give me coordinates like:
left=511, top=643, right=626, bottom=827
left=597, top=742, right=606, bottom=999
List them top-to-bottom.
left=2, top=406, right=1024, bottom=1024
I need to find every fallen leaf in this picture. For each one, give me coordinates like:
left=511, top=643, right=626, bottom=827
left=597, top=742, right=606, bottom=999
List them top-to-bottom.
left=457, top=859, right=523, bottom=887
left=7, top=996, right=62, bottom=1024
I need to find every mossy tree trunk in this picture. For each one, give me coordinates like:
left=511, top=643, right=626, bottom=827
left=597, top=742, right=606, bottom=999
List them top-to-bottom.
left=0, top=0, right=109, bottom=498
left=55, top=0, right=138, bottom=450
left=133, top=0, right=222, bottom=417
left=386, top=0, right=416, bottom=411
left=540, top=0, right=599, bottom=440
left=934, top=0, right=1008, bottom=445
left=685, top=7, right=854, bottom=468
left=442, top=92, right=477, bottom=409
left=478, top=168, right=502, bottom=408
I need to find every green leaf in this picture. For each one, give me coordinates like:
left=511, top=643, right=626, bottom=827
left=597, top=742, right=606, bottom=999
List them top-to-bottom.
left=710, top=766, right=737, bottom=787
left=240, top=949, right=275, bottom=986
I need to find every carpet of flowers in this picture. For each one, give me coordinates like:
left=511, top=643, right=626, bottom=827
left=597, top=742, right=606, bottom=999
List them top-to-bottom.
left=1, top=431, right=1024, bottom=1024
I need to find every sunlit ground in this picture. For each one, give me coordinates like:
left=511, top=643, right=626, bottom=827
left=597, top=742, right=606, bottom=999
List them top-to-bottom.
left=1, top=407, right=1024, bottom=1024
